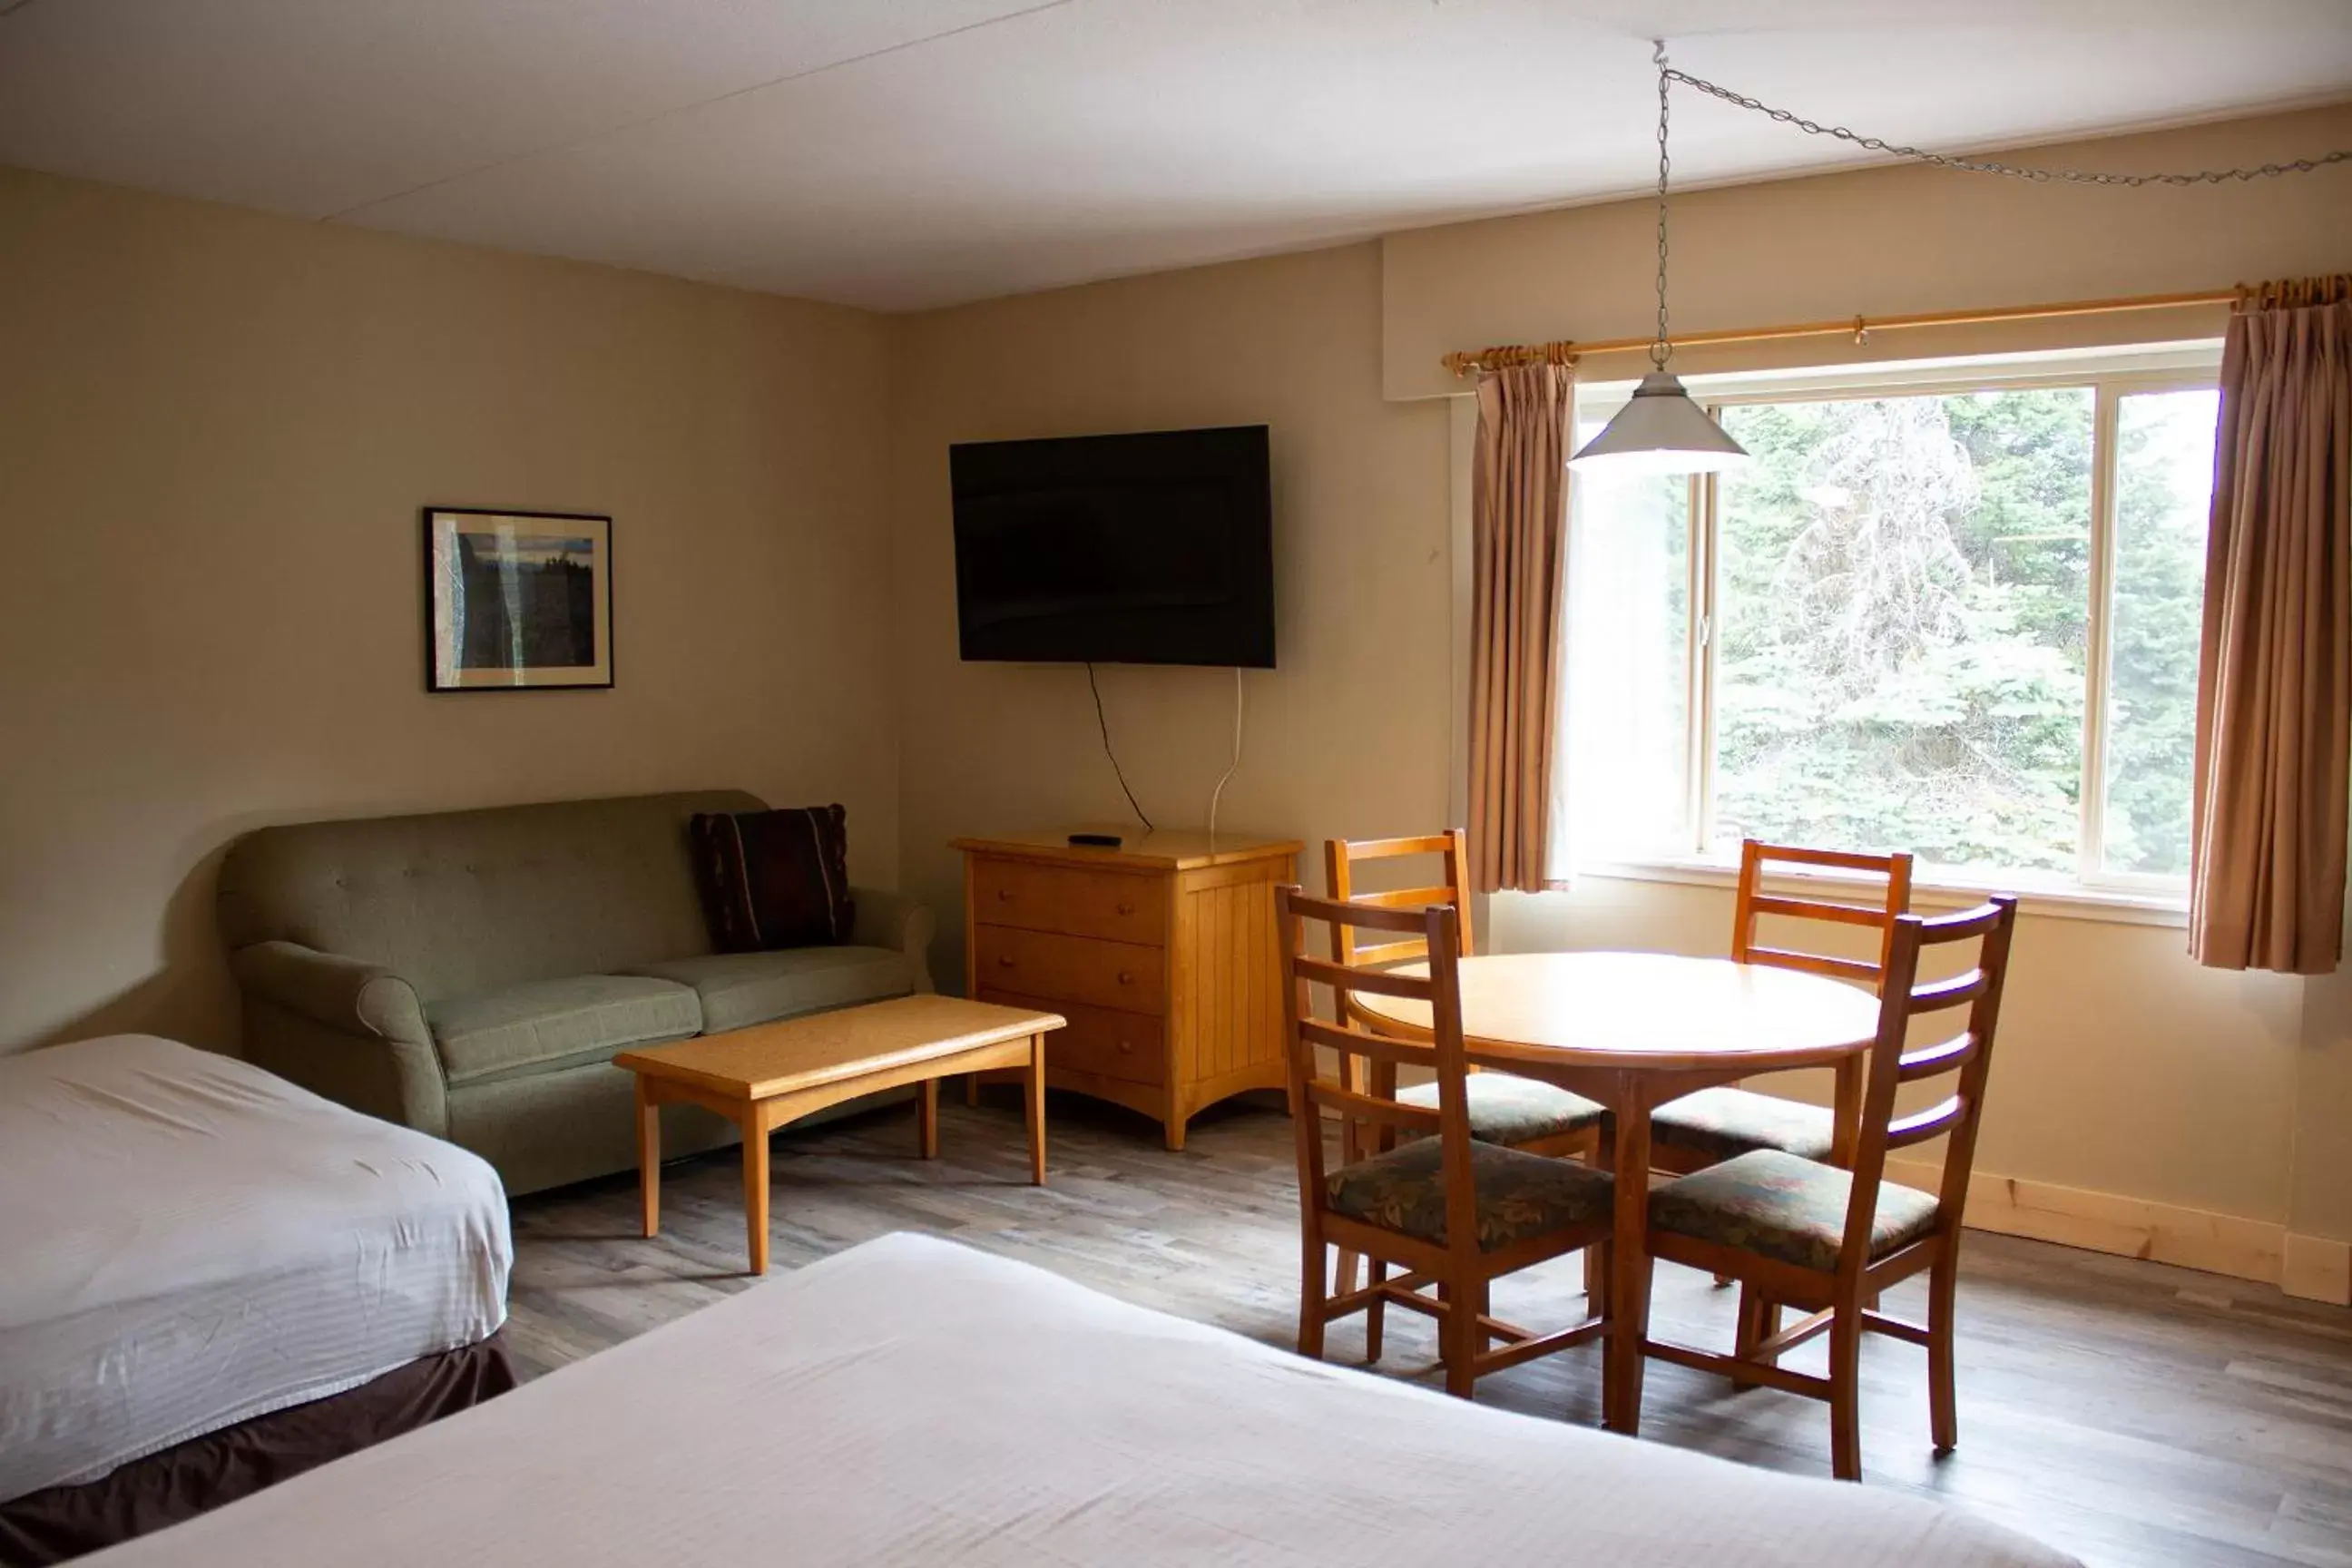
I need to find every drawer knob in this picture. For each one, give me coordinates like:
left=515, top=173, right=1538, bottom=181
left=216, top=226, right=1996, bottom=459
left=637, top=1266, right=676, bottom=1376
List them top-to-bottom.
left=996, top=888, right=1015, bottom=901
left=1115, top=901, right=1136, bottom=916
left=997, top=956, right=1015, bottom=968
left=1117, top=970, right=1135, bottom=985
left=1117, top=1039, right=1133, bottom=1054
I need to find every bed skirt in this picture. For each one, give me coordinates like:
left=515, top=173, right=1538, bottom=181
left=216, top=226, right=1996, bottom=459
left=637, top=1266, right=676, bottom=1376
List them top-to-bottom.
left=0, top=1332, right=517, bottom=1567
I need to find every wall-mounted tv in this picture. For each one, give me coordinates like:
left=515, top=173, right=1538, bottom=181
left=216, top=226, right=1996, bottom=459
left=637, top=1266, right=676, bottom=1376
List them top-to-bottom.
left=950, top=424, right=1274, bottom=669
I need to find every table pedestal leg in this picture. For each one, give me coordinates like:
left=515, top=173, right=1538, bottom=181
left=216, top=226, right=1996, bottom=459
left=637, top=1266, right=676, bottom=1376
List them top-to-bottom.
left=1832, top=1054, right=1865, bottom=1168
left=1605, top=1074, right=1654, bottom=1436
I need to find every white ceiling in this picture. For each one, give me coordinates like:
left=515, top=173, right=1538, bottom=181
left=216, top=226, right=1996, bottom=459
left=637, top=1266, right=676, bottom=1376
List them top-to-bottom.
left=3, top=0, right=2347, bottom=311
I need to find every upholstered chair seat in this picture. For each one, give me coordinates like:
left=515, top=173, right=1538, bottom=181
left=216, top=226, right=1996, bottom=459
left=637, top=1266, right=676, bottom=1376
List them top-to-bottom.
left=1396, top=1073, right=1607, bottom=1148
left=1651, top=1086, right=1837, bottom=1163
left=1326, top=1138, right=1615, bottom=1253
left=1649, top=1149, right=1940, bottom=1274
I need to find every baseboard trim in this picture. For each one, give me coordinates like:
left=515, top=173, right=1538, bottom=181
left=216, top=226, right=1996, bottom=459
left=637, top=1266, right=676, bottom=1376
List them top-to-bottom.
left=1307, top=1116, right=2341, bottom=1300
left=1885, top=1158, right=2291, bottom=1289
left=2280, top=1232, right=2352, bottom=1306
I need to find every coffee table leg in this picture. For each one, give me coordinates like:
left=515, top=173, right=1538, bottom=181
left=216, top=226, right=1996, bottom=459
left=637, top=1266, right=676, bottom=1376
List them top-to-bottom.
left=1024, top=1034, right=1047, bottom=1186
left=1605, top=1075, right=1654, bottom=1436
left=918, top=1076, right=940, bottom=1160
left=635, top=1077, right=661, bottom=1240
left=740, top=1104, right=770, bottom=1277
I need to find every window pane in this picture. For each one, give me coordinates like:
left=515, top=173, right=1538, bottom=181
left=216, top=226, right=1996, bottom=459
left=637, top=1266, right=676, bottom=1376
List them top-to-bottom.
left=2102, top=389, right=2217, bottom=877
left=1710, top=390, right=2093, bottom=875
left=1567, top=414, right=1690, bottom=858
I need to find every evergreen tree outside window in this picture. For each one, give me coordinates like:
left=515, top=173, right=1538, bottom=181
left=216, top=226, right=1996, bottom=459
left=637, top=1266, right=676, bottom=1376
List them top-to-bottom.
left=1565, top=352, right=2218, bottom=898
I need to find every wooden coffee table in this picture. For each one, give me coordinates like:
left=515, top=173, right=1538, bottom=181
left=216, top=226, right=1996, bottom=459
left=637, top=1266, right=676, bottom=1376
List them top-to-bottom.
left=615, top=994, right=1064, bottom=1274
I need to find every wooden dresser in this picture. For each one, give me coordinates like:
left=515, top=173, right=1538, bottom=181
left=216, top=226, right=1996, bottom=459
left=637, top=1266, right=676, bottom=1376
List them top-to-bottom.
left=953, top=828, right=1302, bottom=1151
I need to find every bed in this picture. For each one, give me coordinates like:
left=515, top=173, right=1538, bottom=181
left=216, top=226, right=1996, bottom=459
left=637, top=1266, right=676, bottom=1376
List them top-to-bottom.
left=0, top=1034, right=513, bottom=1563
left=83, top=1230, right=2075, bottom=1567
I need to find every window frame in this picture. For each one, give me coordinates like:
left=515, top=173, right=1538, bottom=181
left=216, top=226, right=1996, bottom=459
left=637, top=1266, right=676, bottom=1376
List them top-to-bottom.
left=1569, top=342, right=2223, bottom=919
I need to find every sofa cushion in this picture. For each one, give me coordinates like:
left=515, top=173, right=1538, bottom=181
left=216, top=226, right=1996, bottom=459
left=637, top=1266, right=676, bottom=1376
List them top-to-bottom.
left=688, top=806, right=854, bottom=953
left=622, top=946, right=915, bottom=1034
left=426, top=975, right=702, bottom=1086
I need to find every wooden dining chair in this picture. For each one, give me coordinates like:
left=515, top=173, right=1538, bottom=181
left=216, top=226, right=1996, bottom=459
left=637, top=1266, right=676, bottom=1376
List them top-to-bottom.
left=1325, top=831, right=1605, bottom=1162
left=1651, top=839, right=1915, bottom=1174
left=1279, top=887, right=1613, bottom=1398
left=1640, top=896, right=2019, bottom=1480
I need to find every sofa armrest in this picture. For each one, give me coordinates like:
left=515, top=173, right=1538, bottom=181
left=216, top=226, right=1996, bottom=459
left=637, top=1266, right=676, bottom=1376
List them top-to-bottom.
left=850, top=887, right=936, bottom=994
left=231, top=940, right=432, bottom=1043
left=230, top=942, right=449, bottom=1134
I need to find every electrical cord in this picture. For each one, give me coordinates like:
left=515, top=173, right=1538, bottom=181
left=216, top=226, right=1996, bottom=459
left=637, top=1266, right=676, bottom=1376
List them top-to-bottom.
left=1086, top=662, right=1153, bottom=833
left=1206, top=666, right=1245, bottom=850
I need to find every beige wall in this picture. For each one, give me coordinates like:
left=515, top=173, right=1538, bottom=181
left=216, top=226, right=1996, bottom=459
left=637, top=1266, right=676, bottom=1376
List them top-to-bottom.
left=5, top=98, right=2345, bottom=1287
left=1383, top=101, right=2352, bottom=400
left=888, top=103, right=2352, bottom=1283
left=0, top=166, right=900, bottom=1054
left=887, top=241, right=1453, bottom=989
left=2294, top=877, right=2352, bottom=1249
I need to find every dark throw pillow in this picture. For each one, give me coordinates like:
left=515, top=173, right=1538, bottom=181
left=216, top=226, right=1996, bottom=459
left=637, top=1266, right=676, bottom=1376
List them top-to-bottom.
left=689, top=805, right=855, bottom=952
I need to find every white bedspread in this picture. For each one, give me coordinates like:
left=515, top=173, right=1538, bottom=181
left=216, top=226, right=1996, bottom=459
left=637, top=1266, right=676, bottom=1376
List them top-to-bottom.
left=0, top=1034, right=510, bottom=1501
left=91, top=1231, right=2074, bottom=1566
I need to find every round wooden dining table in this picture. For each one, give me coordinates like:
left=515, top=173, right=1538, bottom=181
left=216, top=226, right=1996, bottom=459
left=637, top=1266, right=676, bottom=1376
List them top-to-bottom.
left=1349, top=950, right=1882, bottom=1435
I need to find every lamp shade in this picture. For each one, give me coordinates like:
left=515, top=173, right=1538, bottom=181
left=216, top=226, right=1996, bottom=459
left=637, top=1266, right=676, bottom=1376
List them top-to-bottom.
left=1569, top=370, right=1749, bottom=475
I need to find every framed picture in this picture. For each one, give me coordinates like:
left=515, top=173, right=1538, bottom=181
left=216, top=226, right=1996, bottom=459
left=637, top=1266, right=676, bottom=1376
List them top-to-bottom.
left=424, top=507, right=612, bottom=691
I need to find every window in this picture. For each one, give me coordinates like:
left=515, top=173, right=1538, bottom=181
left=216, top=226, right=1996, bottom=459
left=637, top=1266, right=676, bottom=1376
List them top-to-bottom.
left=1566, top=350, right=2220, bottom=900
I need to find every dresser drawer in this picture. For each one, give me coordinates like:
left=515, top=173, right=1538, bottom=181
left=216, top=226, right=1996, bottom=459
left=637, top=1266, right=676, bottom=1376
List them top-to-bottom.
left=970, top=857, right=1167, bottom=947
left=972, top=925, right=1165, bottom=1014
left=978, top=989, right=1165, bottom=1086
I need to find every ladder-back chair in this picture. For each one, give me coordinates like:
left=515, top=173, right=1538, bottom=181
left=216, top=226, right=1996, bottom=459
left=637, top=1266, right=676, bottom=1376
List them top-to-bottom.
left=1325, top=831, right=1604, bottom=1163
left=1651, top=839, right=1915, bottom=1173
left=1279, top=887, right=1612, bottom=1398
left=1642, top=896, right=2019, bottom=1480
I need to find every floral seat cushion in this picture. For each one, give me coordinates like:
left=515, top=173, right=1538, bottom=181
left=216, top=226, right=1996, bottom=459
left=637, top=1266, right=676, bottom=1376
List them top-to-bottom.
left=1396, top=1073, right=1606, bottom=1147
left=1651, top=1086, right=1836, bottom=1162
left=1325, top=1137, right=1612, bottom=1253
left=1649, top=1149, right=1941, bottom=1274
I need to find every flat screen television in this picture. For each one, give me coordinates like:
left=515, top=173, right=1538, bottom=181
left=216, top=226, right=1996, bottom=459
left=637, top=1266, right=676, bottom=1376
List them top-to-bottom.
left=950, top=425, right=1274, bottom=668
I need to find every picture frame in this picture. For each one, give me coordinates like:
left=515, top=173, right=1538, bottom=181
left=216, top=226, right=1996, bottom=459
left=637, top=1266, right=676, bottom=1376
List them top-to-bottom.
left=423, top=507, right=613, bottom=691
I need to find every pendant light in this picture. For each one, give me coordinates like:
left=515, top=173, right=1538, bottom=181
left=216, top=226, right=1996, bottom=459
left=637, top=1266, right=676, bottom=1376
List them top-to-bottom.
left=1569, top=43, right=1749, bottom=475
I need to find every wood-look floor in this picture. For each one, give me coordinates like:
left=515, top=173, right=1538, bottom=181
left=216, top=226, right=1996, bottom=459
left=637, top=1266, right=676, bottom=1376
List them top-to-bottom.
left=508, top=1091, right=2352, bottom=1568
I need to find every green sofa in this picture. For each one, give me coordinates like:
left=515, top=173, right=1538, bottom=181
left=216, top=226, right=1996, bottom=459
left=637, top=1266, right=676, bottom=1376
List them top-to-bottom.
left=217, top=790, right=933, bottom=1195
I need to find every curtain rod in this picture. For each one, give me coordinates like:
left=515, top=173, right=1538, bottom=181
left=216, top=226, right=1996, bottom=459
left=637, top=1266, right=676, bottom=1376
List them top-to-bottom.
left=1440, top=286, right=2239, bottom=378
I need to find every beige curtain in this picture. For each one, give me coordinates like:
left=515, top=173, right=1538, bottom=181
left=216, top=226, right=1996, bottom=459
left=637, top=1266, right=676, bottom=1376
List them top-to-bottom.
left=2189, top=277, right=2352, bottom=975
left=1468, top=361, right=1573, bottom=895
